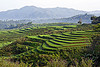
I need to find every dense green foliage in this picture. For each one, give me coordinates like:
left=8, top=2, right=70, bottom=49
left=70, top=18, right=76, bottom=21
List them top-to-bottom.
left=91, top=16, right=100, bottom=24
left=93, top=23, right=100, bottom=31
left=0, top=58, right=32, bottom=67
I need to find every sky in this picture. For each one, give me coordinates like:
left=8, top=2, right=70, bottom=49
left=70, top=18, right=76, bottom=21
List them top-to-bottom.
left=0, top=0, right=100, bottom=12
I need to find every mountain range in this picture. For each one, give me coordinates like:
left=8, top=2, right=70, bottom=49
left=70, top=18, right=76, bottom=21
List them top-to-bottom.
left=0, top=6, right=90, bottom=20
left=0, top=6, right=99, bottom=20
left=0, top=6, right=99, bottom=29
left=88, top=10, right=100, bottom=16
left=0, top=14, right=93, bottom=29
left=31, top=14, right=93, bottom=23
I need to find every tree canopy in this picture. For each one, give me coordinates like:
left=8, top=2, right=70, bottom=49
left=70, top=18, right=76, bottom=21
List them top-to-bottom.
left=91, top=16, right=100, bottom=24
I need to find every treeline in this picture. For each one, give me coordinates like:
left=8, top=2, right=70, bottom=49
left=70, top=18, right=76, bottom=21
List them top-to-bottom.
left=91, top=16, right=100, bottom=24
left=0, top=20, right=30, bottom=29
left=6, top=22, right=33, bottom=29
left=6, top=23, right=76, bottom=29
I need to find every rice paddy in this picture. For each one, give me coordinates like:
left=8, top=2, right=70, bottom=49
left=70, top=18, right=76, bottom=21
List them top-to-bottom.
left=26, top=30, right=96, bottom=54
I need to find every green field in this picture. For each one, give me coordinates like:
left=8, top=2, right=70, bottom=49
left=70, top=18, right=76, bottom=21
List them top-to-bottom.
left=0, top=23, right=100, bottom=67
left=26, top=30, right=95, bottom=54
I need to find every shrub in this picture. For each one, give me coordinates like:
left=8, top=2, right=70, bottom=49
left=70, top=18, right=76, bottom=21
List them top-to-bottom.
left=0, top=58, right=32, bottom=67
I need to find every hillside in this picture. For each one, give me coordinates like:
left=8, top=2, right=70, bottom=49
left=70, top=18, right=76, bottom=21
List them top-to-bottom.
left=0, top=14, right=93, bottom=29
left=33, top=14, right=93, bottom=23
left=57, top=14, right=93, bottom=23
left=0, top=23, right=100, bottom=67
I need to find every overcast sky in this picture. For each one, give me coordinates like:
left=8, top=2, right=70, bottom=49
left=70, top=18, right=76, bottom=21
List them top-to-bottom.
left=0, top=0, right=100, bottom=12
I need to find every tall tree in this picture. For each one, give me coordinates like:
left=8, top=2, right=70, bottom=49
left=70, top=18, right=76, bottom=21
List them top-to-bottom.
left=78, top=19, right=82, bottom=24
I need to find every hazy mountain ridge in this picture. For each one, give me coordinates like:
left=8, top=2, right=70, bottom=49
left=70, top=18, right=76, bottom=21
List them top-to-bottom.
left=0, top=6, right=87, bottom=20
left=0, top=6, right=99, bottom=29
left=88, top=10, right=100, bottom=16
left=0, top=14, right=93, bottom=29
left=31, top=14, right=93, bottom=23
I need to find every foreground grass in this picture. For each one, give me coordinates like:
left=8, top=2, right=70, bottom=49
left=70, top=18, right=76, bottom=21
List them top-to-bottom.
left=0, top=58, right=32, bottom=67
left=45, top=58, right=93, bottom=67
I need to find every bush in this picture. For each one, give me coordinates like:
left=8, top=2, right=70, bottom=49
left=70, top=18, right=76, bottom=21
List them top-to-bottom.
left=0, top=58, right=32, bottom=67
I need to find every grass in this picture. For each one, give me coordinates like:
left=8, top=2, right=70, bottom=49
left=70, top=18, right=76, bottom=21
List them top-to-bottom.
left=63, top=25, right=77, bottom=28
left=0, top=30, right=95, bottom=55
left=27, top=36, right=47, bottom=42
left=55, top=37, right=89, bottom=41
left=53, top=38, right=88, bottom=43
left=49, top=40, right=90, bottom=46
left=46, top=41, right=62, bottom=48
left=0, top=42, right=13, bottom=48
left=42, top=43, right=57, bottom=51
left=62, top=43, right=91, bottom=47
left=36, top=46, right=54, bottom=54
left=0, top=58, right=32, bottom=67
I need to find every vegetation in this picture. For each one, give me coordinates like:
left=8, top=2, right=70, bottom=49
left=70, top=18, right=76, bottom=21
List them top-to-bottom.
left=91, top=16, right=100, bottom=24
left=78, top=19, right=82, bottom=24
left=0, top=22, right=100, bottom=67
left=93, top=23, right=100, bottom=31
left=0, top=58, right=32, bottom=67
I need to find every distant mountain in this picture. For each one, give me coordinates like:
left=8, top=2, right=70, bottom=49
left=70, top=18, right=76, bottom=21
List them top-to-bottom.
left=0, top=6, right=87, bottom=20
left=88, top=10, right=100, bottom=16
left=0, top=14, right=94, bottom=29
left=31, top=14, right=93, bottom=23
left=58, top=14, right=93, bottom=23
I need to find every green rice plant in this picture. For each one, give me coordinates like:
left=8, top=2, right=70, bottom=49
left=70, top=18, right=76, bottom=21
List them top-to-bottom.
left=63, top=25, right=77, bottom=28
left=25, top=28, right=32, bottom=30
left=20, top=29, right=26, bottom=31
left=71, top=31, right=89, bottom=35
left=62, top=33, right=71, bottom=36
left=51, top=34, right=65, bottom=37
left=51, top=34, right=86, bottom=39
left=69, top=34, right=86, bottom=37
left=38, top=35, right=54, bottom=40
left=27, top=36, right=47, bottom=42
left=55, top=37, right=89, bottom=41
left=53, top=38, right=88, bottom=43
left=49, top=40, right=90, bottom=46
left=49, top=40, right=65, bottom=45
left=46, top=41, right=62, bottom=48
left=0, top=42, right=12, bottom=48
left=42, top=43, right=57, bottom=51
left=63, top=43, right=91, bottom=47
left=36, top=46, right=54, bottom=54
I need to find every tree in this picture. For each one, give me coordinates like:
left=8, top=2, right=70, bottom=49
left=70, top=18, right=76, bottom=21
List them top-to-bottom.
left=91, top=16, right=100, bottom=24
left=91, top=16, right=97, bottom=20
left=78, top=19, right=82, bottom=24
left=27, top=22, right=32, bottom=25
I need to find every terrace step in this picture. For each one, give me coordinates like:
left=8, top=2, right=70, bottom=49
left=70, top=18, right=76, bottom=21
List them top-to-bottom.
left=55, top=37, right=89, bottom=41
left=52, top=38, right=89, bottom=43
left=49, top=40, right=91, bottom=46
left=46, top=41, right=62, bottom=48
left=42, top=43, right=57, bottom=51
left=63, top=43, right=91, bottom=47
left=36, top=46, right=54, bottom=54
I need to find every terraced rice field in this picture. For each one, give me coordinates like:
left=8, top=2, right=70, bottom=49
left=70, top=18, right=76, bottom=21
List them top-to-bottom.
left=26, top=31, right=94, bottom=54
left=0, top=41, right=13, bottom=48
